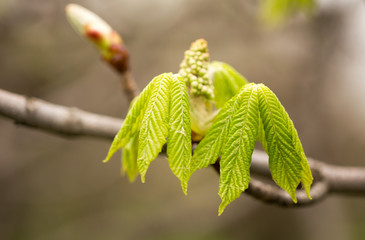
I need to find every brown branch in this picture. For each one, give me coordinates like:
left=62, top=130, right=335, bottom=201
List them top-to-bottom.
left=106, top=43, right=139, bottom=102
left=119, top=71, right=139, bottom=101
left=0, top=87, right=365, bottom=207
left=0, top=88, right=121, bottom=139
left=250, top=150, right=365, bottom=194
left=212, top=153, right=330, bottom=207
left=246, top=178, right=329, bottom=207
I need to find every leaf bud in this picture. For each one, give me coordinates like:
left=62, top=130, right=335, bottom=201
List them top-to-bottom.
left=66, top=4, right=130, bottom=72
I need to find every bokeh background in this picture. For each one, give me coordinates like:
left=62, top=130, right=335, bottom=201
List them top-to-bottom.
left=1, top=0, right=365, bottom=239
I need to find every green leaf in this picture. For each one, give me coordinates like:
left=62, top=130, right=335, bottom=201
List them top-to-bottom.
left=260, top=0, right=315, bottom=25
left=210, top=61, right=249, bottom=109
left=137, top=73, right=172, bottom=182
left=166, top=75, right=192, bottom=194
left=104, top=79, right=154, bottom=163
left=192, top=82, right=311, bottom=214
left=190, top=83, right=260, bottom=214
left=218, top=84, right=259, bottom=215
left=257, top=84, right=305, bottom=202
left=190, top=85, right=248, bottom=178
left=258, top=114, right=268, bottom=152
left=289, top=121, right=313, bottom=198
left=121, top=132, right=139, bottom=182
left=300, top=158, right=313, bottom=198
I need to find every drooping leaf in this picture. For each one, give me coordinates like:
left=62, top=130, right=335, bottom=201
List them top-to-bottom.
left=210, top=61, right=249, bottom=109
left=137, top=73, right=172, bottom=182
left=166, top=75, right=192, bottom=194
left=104, top=80, right=154, bottom=163
left=192, top=82, right=312, bottom=214
left=218, top=84, right=259, bottom=215
left=257, top=84, right=305, bottom=202
left=189, top=85, right=251, bottom=178
left=188, top=100, right=230, bottom=174
left=258, top=114, right=268, bottom=152
left=288, top=120, right=313, bottom=198
left=121, top=132, right=139, bottom=182
left=300, top=157, right=313, bottom=198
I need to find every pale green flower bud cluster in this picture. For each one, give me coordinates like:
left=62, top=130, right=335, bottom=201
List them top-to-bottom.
left=179, top=39, right=214, bottom=99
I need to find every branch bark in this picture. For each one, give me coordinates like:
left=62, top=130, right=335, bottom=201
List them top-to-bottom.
left=1, top=87, right=365, bottom=206
left=0, top=88, right=122, bottom=139
left=251, top=150, right=365, bottom=194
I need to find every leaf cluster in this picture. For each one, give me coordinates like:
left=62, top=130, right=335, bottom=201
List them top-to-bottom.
left=105, top=62, right=313, bottom=215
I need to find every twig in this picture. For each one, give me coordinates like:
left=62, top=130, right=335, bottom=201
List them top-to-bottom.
left=106, top=44, right=139, bottom=101
left=119, top=71, right=139, bottom=101
left=0, top=87, right=365, bottom=206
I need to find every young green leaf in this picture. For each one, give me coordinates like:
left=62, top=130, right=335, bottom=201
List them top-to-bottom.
left=210, top=61, right=249, bottom=108
left=137, top=73, right=172, bottom=182
left=166, top=75, right=192, bottom=194
left=103, top=79, right=154, bottom=163
left=192, top=82, right=312, bottom=214
left=218, top=84, right=259, bottom=215
left=257, top=84, right=305, bottom=202
left=189, top=86, right=246, bottom=178
left=257, top=115, right=268, bottom=152
left=289, top=122, right=313, bottom=198
left=121, top=132, right=139, bottom=182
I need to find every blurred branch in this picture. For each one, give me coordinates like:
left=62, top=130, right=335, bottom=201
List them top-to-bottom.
left=118, top=70, right=139, bottom=101
left=1, top=87, right=365, bottom=207
left=0, top=88, right=121, bottom=139
left=247, top=151, right=365, bottom=206
left=251, top=151, right=365, bottom=194
left=211, top=154, right=330, bottom=207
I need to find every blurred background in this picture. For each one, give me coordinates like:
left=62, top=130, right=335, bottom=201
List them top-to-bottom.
left=1, top=0, right=365, bottom=239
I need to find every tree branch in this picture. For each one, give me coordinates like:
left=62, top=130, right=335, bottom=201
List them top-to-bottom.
left=1, top=87, right=364, bottom=207
left=0, top=88, right=121, bottom=139
left=250, top=150, right=365, bottom=194
left=211, top=153, right=330, bottom=207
